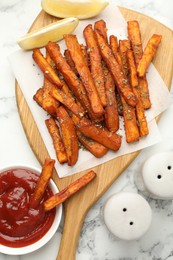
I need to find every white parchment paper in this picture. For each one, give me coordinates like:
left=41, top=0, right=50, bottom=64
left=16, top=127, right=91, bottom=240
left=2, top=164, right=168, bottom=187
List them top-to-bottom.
left=9, top=3, right=171, bottom=177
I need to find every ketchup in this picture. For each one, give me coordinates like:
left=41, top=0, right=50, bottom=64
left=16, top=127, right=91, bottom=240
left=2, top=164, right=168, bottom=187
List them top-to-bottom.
left=0, top=168, right=55, bottom=248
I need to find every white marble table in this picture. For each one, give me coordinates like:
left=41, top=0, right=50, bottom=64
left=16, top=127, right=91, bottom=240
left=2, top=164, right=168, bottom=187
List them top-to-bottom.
left=0, top=0, right=173, bottom=259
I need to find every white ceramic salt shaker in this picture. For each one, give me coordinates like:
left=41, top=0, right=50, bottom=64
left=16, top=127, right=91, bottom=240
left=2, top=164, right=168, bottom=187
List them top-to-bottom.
left=135, top=152, right=173, bottom=199
left=103, top=192, right=152, bottom=240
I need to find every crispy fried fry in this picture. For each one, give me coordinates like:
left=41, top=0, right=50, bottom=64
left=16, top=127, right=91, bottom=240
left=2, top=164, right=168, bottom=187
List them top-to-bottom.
left=94, top=20, right=108, bottom=44
left=127, top=20, right=151, bottom=109
left=127, top=21, right=143, bottom=66
left=93, top=23, right=119, bottom=131
left=83, top=24, right=107, bottom=107
left=94, top=30, right=137, bottom=107
left=64, top=34, right=104, bottom=118
left=137, top=34, right=162, bottom=77
left=109, top=35, right=123, bottom=69
left=109, top=35, right=124, bottom=117
left=110, top=38, right=140, bottom=142
left=118, top=39, right=140, bottom=140
left=119, top=40, right=131, bottom=77
left=46, top=41, right=99, bottom=120
left=80, top=44, right=89, bottom=67
left=33, top=48, right=62, bottom=88
left=45, top=49, right=56, bottom=69
left=64, top=49, right=78, bottom=75
left=41, top=50, right=60, bottom=116
left=127, top=50, right=149, bottom=137
left=103, top=62, right=119, bottom=132
left=137, top=76, right=151, bottom=109
left=42, top=78, right=59, bottom=116
left=60, top=79, right=73, bottom=97
left=60, top=79, right=85, bottom=113
left=50, top=85, right=85, bottom=118
left=33, top=86, right=58, bottom=116
left=33, top=87, right=44, bottom=107
left=122, top=99, right=140, bottom=143
left=56, top=106, right=78, bottom=166
left=72, top=115, right=122, bottom=151
left=45, top=118, right=67, bottom=164
left=77, top=131, right=108, bottom=158
left=30, top=158, right=55, bottom=208
left=44, top=170, right=96, bottom=211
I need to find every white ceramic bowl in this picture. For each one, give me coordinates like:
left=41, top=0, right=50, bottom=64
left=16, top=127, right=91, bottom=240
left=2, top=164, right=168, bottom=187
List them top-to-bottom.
left=0, top=165, right=62, bottom=255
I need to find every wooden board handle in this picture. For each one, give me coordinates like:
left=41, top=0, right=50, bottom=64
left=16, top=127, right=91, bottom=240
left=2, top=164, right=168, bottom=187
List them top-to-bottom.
left=57, top=199, right=87, bottom=260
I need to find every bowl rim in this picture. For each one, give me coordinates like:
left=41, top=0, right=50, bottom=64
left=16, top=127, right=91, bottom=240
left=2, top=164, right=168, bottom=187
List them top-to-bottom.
left=0, top=164, right=63, bottom=255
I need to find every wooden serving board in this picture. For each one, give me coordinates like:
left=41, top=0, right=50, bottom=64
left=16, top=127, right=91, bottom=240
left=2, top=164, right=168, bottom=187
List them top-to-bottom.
left=15, top=7, right=173, bottom=260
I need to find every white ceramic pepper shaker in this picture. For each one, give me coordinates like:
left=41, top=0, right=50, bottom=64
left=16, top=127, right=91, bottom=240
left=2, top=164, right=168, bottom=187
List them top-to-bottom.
left=135, top=152, right=173, bottom=199
left=103, top=192, right=152, bottom=240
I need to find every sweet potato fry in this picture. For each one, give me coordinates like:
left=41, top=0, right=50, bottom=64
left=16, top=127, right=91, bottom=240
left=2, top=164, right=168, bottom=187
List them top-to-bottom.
left=94, top=20, right=108, bottom=44
left=127, top=20, right=151, bottom=109
left=127, top=20, right=143, bottom=66
left=93, top=23, right=120, bottom=128
left=83, top=24, right=107, bottom=107
left=94, top=30, right=137, bottom=107
left=64, top=34, right=104, bottom=118
left=137, top=34, right=162, bottom=77
left=109, top=35, right=123, bottom=69
left=109, top=35, right=124, bottom=117
left=110, top=39, right=140, bottom=142
left=118, top=39, right=140, bottom=140
left=118, top=39, right=140, bottom=139
left=119, top=40, right=131, bottom=77
left=46, top=41, right=99, bottom=121
left=80, top=44, right=89, bottom=67
left=33, top=48, right=62, bottom=88
left=45, top=49, right=56, bottom=69
left=64, top=49, right=78, bottom=75
left=41, top=50, right=60, bottom=116
left=127, top=50, right=149, bottom=137
left=103, top=62, right=119, bottom=132
left=137, top=76, right=151, bottom=109
left=42, top=78, right=59, bottom=116
left=60, top=79, right=73, bottom=97
left=60, top=79, right=85, bottom=113
left=50, top=85, right=85, bottom=118
left=33, top=86, right=57, bottom=116
left=33, top=87, right=44, bottom=107
left=122, top=98, right=140, bottom=143
left=56, top=106, right=78, bottom=166
left=72, top=115, right=122, bottom=151
left=45, top=118, right=67, bottom=164
left=77, top=130, right=108, bottom=158
left=30, top=158, right=55, bottom=208
left=44, top=170, right=96, bottom=211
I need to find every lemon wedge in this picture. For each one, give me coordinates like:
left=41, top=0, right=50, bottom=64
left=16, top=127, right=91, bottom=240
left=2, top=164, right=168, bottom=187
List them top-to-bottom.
left=41, top=0, right=109, bottom=20
left=17, top=17, right=79, bottom=50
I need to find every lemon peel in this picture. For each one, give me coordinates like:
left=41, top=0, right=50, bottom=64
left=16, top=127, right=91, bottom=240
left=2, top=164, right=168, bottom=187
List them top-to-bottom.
left=41, top=0, right=109, bottom=20
left=17, top=17, right=79, bottom=50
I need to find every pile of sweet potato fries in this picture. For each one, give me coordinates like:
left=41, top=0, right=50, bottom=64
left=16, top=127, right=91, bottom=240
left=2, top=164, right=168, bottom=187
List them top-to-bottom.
left=33, top=19, right=162, bottom=166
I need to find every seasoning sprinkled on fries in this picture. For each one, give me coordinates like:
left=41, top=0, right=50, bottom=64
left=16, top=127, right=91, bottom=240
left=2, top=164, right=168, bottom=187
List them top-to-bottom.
left=32, top=18, right=162, bottom=166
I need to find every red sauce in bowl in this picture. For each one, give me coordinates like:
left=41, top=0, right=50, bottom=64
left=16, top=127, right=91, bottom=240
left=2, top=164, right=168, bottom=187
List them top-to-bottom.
left=0, top=168, right=56, bottom=248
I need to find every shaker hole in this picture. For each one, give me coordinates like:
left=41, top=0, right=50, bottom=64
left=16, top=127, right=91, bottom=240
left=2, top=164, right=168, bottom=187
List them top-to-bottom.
left=167, top=166, right=172, bottom=170
left=157, top=174, right=162, bottom=179
left=123, top=208, right=127, bottom=212
left=129, top=221, right=134, bottom=225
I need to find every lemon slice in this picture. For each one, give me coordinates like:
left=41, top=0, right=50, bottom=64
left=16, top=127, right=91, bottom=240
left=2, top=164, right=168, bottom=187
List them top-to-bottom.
left=41, top=0, right=109, bottom=19
left=17, top=17, right=79, bottom=50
